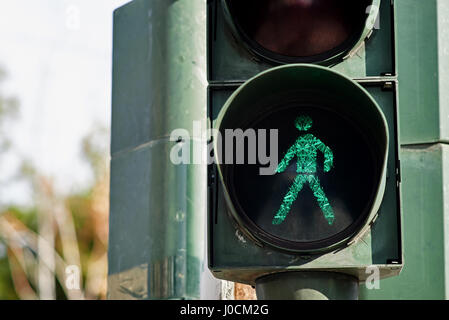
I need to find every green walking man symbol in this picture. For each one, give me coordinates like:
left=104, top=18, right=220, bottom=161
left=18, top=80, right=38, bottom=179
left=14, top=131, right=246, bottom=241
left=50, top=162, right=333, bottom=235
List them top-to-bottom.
left=272, top=115, right=335, bottom=226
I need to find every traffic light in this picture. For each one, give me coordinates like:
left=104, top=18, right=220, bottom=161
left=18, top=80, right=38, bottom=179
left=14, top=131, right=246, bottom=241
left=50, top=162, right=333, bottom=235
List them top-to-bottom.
left=207, top=0, right=402, bottom=295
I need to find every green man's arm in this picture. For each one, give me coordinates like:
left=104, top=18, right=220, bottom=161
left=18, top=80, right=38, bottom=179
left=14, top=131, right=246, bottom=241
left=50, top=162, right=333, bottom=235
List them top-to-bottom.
left=314, top=137, right=334, bottom=172
left=276, top=142, right=297, bottom=173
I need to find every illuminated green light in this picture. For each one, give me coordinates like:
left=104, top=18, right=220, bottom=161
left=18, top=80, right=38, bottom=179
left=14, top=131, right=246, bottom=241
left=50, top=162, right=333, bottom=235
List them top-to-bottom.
left=273, top=116, right=335, bottom=225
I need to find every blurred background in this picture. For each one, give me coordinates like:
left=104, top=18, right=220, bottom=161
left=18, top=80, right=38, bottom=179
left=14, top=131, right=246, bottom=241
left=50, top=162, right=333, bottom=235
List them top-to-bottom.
left=0, top=0, right=130, bottom=299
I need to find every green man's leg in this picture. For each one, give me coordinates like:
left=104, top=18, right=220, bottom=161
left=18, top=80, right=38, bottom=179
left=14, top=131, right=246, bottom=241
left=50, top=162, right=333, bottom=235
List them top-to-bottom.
left=272, top=175, right=307, bottom=225
left=308, top=175, right=335, bottom=225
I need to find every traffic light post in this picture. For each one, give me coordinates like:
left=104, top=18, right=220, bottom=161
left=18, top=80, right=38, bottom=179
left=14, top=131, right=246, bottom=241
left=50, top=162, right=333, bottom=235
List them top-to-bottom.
left=108, top=0, right=210, bottom=299
left=208, top=0, right=402, bottom=300
left=360, top=0, right=449, bottom=299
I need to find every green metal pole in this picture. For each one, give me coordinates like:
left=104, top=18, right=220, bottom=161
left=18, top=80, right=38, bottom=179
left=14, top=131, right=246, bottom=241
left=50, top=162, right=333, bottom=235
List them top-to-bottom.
left=108, top=0, right=208, bottom=299
left=359, top=0, right=449, bottom=299
left=255, top=272, right=359, bottom=300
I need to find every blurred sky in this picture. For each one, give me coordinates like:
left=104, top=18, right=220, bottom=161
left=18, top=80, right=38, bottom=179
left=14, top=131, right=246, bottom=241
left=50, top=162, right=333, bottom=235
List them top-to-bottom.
left=0, top=0, right=130, bottom=205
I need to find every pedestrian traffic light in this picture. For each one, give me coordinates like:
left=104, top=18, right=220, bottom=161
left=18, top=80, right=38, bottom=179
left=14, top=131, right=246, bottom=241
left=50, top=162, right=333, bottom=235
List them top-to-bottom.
left=207, top=0, right=402, bottom=291
left=220, top=0, right=378, bottom=65
left=214, top=64, right=389, bottom=253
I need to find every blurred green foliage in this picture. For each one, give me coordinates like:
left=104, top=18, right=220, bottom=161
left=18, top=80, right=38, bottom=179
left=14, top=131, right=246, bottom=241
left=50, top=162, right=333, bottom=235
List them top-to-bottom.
left=0, top=67, right=109, bottom=300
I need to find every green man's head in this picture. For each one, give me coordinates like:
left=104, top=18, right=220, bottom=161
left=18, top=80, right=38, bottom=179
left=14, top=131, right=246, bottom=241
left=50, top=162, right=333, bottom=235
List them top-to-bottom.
left=294, top=115, right=313, bottom=131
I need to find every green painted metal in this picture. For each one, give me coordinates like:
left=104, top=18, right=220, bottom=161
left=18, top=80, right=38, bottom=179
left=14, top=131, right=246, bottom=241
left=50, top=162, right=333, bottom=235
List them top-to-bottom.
left=108, top=0, right=207, bottom=299
left=111, top=0, right=207, bottom=154
left=208, top=0, right=394, bottom=82
left=357, top=0, right=449, bottom=300
left=396, top=0, right=449, bottom=145
left=437, top=0, right=449, bottom=144
left=360, top=144, right=449, bottom=299
left=256, top=272, right=359, bottom=300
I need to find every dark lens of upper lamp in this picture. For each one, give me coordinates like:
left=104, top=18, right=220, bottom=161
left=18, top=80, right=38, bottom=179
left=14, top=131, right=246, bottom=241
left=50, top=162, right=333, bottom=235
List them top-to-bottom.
left=229, top=0, right=368, bottom=58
